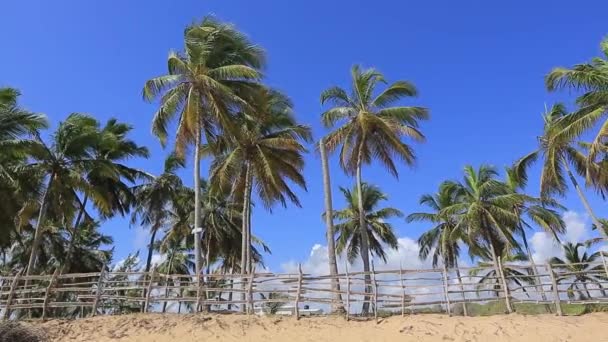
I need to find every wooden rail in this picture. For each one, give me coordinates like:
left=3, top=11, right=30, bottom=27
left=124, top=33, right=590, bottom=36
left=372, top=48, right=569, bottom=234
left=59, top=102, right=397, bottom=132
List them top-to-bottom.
left=1, top=259, right=608, bottom=320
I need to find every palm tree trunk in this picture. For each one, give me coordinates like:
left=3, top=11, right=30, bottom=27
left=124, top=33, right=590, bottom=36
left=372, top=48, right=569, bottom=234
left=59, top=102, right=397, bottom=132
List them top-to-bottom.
left=194, top=124, right=203, bottom=280
left=320, top=138, right=344, bottom=313
left=355, top=159, right=372, bottom=315
left=562, top=161, right=608, bottom=239
left=240, top=164, right=252, bottom=312
left=26, top=172, right=55, bottom=276
left=61, top=196, right=88, bottom=274
left=144, top=229, right=158, bottom=273
left=454, top=260, right=468, bottom=316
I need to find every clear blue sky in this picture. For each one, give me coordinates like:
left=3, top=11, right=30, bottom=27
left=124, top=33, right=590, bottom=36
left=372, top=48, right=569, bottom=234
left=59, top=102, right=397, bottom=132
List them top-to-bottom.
left=2, top=0, right=607, bottom=270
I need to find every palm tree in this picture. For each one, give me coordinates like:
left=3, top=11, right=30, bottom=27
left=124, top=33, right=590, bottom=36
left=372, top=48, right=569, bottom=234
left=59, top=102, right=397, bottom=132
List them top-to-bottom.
left=143, top=16, right=265, bottom=277
left=545, top=37, right=608, bottom=168
left=320, top=65, right=428, bottom=313
left=208, top=89, right=311, bottom=275
left=514, top=104, right=608, bottom=238
left=23, top=113, right=101, bottom=276
left=62, top=118, right=149, bottom=274
left=131, top=154, right=185, bottom=273
left=442, top=165, right=523, bottom=277
left=407, top=181, right=468, bottom=315
left=333, top=182, right=401, bottom=313
left=156, top=237, right=194, bottom=313
left=550, top=242, right=607, bottom=300
left=470, top=251, right=533, bottom=298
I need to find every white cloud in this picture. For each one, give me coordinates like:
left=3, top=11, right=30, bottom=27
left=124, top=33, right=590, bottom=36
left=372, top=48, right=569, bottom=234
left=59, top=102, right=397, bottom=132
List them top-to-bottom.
left=563, top=211, right=588, bottom=243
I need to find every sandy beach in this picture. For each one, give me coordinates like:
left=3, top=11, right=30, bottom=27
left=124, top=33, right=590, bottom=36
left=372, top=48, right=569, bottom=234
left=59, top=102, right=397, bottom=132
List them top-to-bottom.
left=36, top=313, right=608, bottom=342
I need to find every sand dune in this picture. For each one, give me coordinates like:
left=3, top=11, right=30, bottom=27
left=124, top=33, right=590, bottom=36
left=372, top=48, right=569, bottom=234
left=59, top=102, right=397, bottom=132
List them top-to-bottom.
left=37, top=313, right=608, bottom=342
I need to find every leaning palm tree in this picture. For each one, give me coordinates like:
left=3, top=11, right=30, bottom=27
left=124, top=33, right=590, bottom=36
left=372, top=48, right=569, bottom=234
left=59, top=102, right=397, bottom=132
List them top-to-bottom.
left=143, top=16, right=265, bottom=276
left=545, top=36, right=608, bottom=168
left=320, top=65, right=428, bottom=314
left=208, top=88, right=311, bottom=275
left=514, top=104, right=608, bottom=238
left=22, top=114, right=101, bottom=276
left=131, top=154, right=185, bottom=273
left=407, top=181, right=468, bottom=315
left=333, top=182, right=401, bottom=314
left=550, top=242, right=607, bottom=300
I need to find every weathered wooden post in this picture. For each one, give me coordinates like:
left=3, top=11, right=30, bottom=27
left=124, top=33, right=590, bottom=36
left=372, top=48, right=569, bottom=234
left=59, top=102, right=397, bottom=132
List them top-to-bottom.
left=601, top=253, right=608, bottom=279
left=497, top=257, right=513, bottom=314
left=344, top=261, right=350, bottom=321
left=370, top=261, right=378, bottom=322
left=91, top=262, right=107, bottom=317
left=547, top=263, right=562, bottom=316
left=294, top=264, right=303, bottom=319
left=441, top=264, right=452, bottom=316
left=399, top=266, right=405, bottom=317
left=247, top=267, right=256, bottom=315
left=144, top=268, right=156, bottom=313
left=41, top=269, right=60, bottom=320
left=3, top=270, right=23, bottom=320
left=196, top=273, right=203, bottom=313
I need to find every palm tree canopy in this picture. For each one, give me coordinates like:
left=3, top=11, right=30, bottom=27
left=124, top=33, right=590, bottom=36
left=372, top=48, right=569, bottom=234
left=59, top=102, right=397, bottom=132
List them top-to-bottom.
left=320, top=65, right=429, bottom=176
left=333, top=183, right=402, bottom=263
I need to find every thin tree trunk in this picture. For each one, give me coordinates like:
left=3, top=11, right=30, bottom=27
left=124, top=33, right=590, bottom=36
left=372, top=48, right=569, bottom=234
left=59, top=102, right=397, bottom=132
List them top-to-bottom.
left=194, top=123, right=203, bottom=280
left=320, top=138, right=343, bottom=313
left=355, top=159, right=372, bottom=315
left=563, top=161, right=608, bottom=239
left=240, top=164, right=252, bottom=312
left=26, top=172, right=55, bottom=276
left=61, top=196, right=88, bottom=274
left=144, top=229, right=158, bottom=273
left=162, top=251, right=175, bottom=313
left=454, top=260, right=468, bottom=316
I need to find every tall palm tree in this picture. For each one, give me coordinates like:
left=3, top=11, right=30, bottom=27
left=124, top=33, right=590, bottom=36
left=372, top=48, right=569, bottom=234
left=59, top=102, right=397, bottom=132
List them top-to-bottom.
left=143, top=16, right=265, bottom=277
left=320, top=65, right=428, bottom=313
left=208, top=89, right=311, bottom=275
left=514, top=104, right=608, bottom=238
left=23, top=113, right=101, bottom=276
left=131, top=154, right=185, bottom=273
left=407, top=181, right=468, bottom=314
left=333, top=182, right=401, bottom=313
left=550, top=242, right=607, bottom=300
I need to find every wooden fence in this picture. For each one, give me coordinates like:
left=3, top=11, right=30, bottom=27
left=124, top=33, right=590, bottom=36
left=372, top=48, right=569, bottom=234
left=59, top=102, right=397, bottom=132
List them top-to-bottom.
left=1, top=259, right=608, bottom=321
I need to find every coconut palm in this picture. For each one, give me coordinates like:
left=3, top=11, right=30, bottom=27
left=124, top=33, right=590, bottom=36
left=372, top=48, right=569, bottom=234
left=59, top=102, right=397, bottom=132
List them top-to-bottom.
left=143, top=16, right=265, bottom=277
left=545, top=37, right=608, bottom=167
left=320, top=65, right=428, bottom=313
left=207, top=89, right=311, bottom=275
left=514, top=104, right=608, bottom=238
left=22, top=113, right=102, bottom=276
left=131, top=153, right=185, bottom=273
left=442, top=165, right=523, bottom=273
left=407, top=181, right=468, bottom=314
left=333, top=182, right=401, bottom=313
left=550, top=242, right=607, bottom=300
left=470, top=251, right=533, bottom=298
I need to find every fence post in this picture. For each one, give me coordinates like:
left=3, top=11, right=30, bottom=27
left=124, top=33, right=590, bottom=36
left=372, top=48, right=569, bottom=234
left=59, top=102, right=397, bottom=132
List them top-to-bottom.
left=601, top=253, right=608, bottom=279
left=497, top=257, right=513, bottom=313
left=344, top=261, right=350, bottom=321
left=370, top=261, right=378, bottom=322
left=91, top=262, right=107, bottom=317
left=441, top=263, right=452, bottom=316
left=547, top=263, right=562, bottom=316
left=294, top=264, right=303, bottom=320
left=399, top=265, right=405, bottom=317
left=247, top=267, right=256, bottom=315
left=41, top=268, right=60, bottom=320
left=144, top=268, right=156, bottom=313
left=3, top=270, right=23, bottom=320
left=196, top=272, right=203, bottom=313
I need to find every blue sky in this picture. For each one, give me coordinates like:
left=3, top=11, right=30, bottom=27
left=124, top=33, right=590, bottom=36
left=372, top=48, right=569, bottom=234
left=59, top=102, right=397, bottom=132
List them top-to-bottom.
left=2, top=0, right=607, bottom=270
